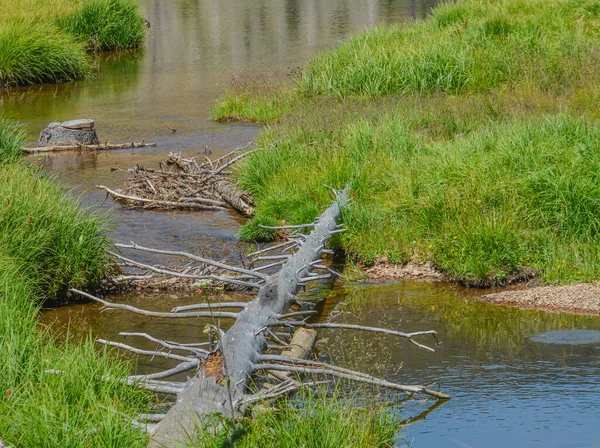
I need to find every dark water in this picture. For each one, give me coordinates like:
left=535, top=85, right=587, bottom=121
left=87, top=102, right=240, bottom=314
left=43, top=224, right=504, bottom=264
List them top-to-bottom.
left=8, top=0, right=599, bottom=447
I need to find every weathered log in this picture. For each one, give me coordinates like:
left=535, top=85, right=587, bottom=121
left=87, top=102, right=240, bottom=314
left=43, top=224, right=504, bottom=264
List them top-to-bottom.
left=24, top=141, right=156, bottom=153
left=70, top=186, right=450, bottom=446
left=147, top=187, right=351, bottom=447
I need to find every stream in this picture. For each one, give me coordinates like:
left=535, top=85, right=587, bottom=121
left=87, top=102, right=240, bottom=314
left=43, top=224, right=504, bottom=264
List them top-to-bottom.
left=4, top=0, right=600, bottom=447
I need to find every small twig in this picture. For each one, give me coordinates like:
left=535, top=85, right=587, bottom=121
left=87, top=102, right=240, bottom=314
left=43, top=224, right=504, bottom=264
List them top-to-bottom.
left=115, top=242, right=268, bottom=280
left=129, top=360, right=199, bottom=381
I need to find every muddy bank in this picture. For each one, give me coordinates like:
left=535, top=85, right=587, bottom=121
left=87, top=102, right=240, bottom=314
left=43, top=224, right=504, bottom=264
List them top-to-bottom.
left=481, top=282, right=600, bottom=315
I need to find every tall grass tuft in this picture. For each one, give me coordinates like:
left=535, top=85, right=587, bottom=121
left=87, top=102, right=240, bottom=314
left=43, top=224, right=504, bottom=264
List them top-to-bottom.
left=57, top=0, right=146, bottom=52
left=0, top=20, right=90, bottom=88
left=0, top=118, right=24, bottom=163
left=0, top=162, right=113, bottom=297
left=193, top=389, right=398, bottom=448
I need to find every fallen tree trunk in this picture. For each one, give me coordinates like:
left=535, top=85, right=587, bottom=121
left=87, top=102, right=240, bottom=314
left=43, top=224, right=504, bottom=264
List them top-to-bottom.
left=71, top=186, right=449, bottom=447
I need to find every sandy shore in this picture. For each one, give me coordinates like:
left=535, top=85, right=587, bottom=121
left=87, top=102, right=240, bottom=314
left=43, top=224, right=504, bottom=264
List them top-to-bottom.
left=481, top=282, right=600, bottom=314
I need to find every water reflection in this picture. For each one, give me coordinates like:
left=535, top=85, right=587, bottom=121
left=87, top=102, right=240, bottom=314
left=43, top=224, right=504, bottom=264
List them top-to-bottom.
left=1, top=0, right=439, bottom=140
left=42, top=281, right=600, bottom=447
left=322, top=283, right=600, bottom=448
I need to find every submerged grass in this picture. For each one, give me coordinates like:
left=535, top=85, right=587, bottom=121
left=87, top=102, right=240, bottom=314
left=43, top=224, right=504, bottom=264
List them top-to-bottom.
left=0, top=0, right=146, bottom=88
left=215, top=0, right=600, bottom=286
left=0, top=120, right=150, bottom=446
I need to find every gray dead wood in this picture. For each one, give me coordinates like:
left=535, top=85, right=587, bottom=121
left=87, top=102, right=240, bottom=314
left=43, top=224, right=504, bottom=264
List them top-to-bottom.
left=147, top=187, right=351, bottom=447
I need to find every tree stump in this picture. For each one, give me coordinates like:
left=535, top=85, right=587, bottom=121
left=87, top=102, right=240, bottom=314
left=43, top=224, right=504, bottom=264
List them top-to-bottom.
left=38, top=119, right=99, bottom=147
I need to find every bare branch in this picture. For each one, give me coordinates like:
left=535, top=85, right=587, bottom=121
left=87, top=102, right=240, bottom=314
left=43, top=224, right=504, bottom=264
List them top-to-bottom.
left=258, top=223, right=315, bottom=230
left=247, top=240, right=297, bottom=258
left=115, top=243, right=267, bottom=280
left=252, top=260, right=287, bottom=272
left=70, top=289, right=239, bottom=320
left=170, top=302, right=248, bottom=313
left=269, top=321, right=438, bottom=352
left=119, top=332, right=208, bottom=356
left=97, top=339, right=195, bottom=362
left=129, top=360, right=199, bottom=381
left=253, top=363, right=450, bottom=399
left=137, top=414, right=167, bottom=423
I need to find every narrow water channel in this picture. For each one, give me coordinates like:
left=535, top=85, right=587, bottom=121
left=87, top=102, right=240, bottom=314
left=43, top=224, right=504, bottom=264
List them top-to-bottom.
left=5, top=0, right=600, bottom=447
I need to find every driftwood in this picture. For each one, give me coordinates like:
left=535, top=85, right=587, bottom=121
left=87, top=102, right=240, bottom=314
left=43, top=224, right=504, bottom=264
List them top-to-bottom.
left=24, top=141, right=156, bottom=153
left=99, top=149, right=258, bottom=215
left=70, top=186, right=449, bottom=447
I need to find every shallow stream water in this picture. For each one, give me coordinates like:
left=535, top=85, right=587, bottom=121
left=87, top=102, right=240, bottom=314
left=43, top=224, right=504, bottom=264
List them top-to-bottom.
left=5, top=1, right=600, bottom=447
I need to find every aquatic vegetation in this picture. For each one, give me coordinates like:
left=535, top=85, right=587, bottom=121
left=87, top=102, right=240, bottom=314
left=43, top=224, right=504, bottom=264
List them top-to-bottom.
left=0, top=0, right=146, bottom=88
left=215, top=0, right=600, bottom=286
left=193, top=389, right=399, bottom=448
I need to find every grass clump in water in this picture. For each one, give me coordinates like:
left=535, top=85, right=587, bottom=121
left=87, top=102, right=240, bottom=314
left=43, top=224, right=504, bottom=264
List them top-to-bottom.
left=0, top=0, right=146, bottom=88
left=57, top=0, right=147, bottom=52
left=0, top=20, right=89, bottom=88
left=194, top=389, right=398, bottom=448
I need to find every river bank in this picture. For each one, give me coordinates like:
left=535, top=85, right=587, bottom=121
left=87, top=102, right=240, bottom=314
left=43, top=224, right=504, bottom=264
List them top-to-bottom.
left=213, top=0, right=600, bottom=297
left=0, top=119, right=153, bottom=447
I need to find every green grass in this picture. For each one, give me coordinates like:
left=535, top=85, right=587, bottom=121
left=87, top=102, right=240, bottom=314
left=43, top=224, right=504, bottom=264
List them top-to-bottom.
left=0, top=0, right=146, bottom=88
left=57, top=0, right=146, bottom=52
left=214, top=0, right=600, bottom=286
left=299, top=0, right=600, bottom=98
left=0, top=20, right=90, bottom=88
left=0, top=118, right=25, bottom=163
left=0, top=121, right=151, bottom=446
left=0, top=162, right=113, bottom=297
left=0, top=255, right=150, bottom=448
left=192, top=389, right=398, bottom=448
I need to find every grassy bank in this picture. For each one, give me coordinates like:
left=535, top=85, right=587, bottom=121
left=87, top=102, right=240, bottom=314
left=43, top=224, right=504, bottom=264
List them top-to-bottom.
left=0, top=0, right=146, bottom=88
left=214, top=0, right=600, bottom=286
left=0, top=120, right=151, bottom=446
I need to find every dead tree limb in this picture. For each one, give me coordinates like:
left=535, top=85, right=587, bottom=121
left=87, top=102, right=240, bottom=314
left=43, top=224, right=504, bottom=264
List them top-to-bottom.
left=72, top=186, right=449, bottom=446
left=70, top=289, right=239, bottom=320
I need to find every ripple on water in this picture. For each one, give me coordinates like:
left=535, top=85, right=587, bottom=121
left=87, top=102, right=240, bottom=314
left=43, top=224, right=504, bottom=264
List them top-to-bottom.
left=530, top=329, right=600, bottom=345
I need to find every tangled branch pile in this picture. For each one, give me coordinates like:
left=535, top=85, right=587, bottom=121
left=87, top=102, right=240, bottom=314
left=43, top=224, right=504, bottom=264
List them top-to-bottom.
left=98, top=148, right=258, bottom=215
